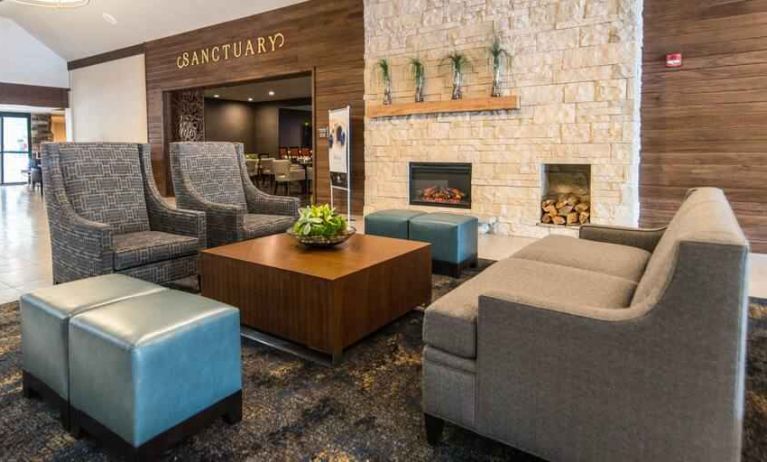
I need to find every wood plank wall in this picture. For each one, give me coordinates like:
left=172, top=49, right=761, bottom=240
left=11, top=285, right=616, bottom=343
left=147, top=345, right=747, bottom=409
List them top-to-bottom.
left=143, top=0, right=365, bottom=214
left=641, top=0, right=767, bottom=252
left=0, top=82, right=69, bottom=108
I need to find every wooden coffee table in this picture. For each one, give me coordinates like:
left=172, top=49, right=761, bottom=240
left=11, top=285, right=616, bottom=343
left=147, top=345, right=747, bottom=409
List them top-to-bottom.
left=200, top=233, right=431, bottom=363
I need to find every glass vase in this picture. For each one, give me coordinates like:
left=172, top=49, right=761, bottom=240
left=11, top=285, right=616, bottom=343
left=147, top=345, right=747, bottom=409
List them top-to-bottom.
left=491, top=59, right=503, bottom=97
left=451, top=67, right=463, bottom=100
left=415, top=75, right=425, bottom=103
left=383, top=78, right=392, bottom=105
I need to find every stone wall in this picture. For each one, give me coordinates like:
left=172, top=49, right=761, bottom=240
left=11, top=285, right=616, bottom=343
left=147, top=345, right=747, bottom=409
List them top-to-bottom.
left=363, top=0, right=642, bottom=236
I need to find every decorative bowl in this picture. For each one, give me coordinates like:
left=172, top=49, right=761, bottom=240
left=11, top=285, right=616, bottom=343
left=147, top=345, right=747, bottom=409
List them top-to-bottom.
left=287, top=226, right=356, bottom=248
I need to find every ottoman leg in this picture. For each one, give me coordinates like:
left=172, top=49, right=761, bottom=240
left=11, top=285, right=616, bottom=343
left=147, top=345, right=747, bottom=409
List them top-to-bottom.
left=21, top=372, right=37, bottom=399
left=224, top=399, right=243, bottom=425
left=424, top=413, right=445, bottom=445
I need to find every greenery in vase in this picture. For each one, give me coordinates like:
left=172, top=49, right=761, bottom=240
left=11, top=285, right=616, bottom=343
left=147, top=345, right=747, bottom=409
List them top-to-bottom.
left=489, top=38, right=509, bottom=97
left=445, top=52, right=469, bottom=100
left=410, top=57, right=425, bottom=102
left=377, top=58, right=392, bottom=104
left=377, top=58, right=391, bottom=82
left=292, top=204, right=348, bottom=237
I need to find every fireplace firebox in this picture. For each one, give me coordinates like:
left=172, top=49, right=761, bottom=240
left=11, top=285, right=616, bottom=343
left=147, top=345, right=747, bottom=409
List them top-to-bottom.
left=409, top=162, right=472, bottom=209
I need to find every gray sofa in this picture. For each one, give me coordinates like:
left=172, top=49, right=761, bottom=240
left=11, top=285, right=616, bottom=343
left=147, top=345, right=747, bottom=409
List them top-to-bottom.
left=170, top=142, right=299, bottom=247
left=42, top=143, right=206, bottom=285
left=422, top=188, right=750, bottom=461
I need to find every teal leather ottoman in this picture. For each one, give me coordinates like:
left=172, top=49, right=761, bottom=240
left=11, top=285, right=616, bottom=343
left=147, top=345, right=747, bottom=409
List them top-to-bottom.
left=365, top=209, right=426, bottom=239
left=409, top=213, right=479, bottom=277
left=20, top=274, right=165, bottom=427
left=67, top=289, right=242, bottom=458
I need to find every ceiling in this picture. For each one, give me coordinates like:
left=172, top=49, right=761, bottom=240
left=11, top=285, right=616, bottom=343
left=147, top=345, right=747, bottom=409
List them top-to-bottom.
left=0, top=0, right=308, bottom=61
left=204, top=75, right=312, bottom=104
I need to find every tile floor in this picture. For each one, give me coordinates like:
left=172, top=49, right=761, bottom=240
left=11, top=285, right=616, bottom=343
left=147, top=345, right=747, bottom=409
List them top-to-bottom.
left=0, top=185, right=765, bottom=304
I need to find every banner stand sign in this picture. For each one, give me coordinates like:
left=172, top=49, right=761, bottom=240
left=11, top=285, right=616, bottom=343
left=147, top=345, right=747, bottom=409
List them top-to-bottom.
left=328, top=106, right=352, bottom=220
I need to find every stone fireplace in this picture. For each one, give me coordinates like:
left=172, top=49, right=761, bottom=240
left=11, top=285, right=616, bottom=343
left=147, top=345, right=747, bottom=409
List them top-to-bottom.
left=363, top=0, right=642, bottom=237
left=409, top=162, right=472, bottom=209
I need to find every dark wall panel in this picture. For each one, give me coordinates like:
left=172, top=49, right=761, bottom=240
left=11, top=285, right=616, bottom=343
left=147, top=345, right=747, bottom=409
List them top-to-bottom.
left=641, top=0, right=767, bottom=253
left=204, top=98, right=256, bottom=152
left=279, top=108, right=312, bottom=148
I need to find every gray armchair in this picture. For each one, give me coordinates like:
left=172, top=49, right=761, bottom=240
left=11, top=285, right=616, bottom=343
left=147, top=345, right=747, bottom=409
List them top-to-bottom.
left=170, top=142, right=299, bottom=247
left=42, top=143, right=206, bottom=285
left=422, top=188, right=749, bottom=461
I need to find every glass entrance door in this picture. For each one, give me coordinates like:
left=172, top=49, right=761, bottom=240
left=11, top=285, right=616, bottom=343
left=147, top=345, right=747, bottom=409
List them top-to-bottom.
left=0, top=113, right=31, bottom=185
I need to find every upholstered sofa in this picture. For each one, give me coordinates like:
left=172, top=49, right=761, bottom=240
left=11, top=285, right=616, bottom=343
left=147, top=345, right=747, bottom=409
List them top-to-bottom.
left=170, top=142, right=299, bottom=247
left=42, top=143, right=206, bottom=285
left=422, top=188, right=749, bottom=461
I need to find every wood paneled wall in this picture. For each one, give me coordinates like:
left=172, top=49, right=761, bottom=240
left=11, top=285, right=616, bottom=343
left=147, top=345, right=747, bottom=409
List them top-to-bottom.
left=144, top=0, right=365, bottom=213
left=641, top=0, right=767, bottom=252
left=0, top=82, right=69, bottom=108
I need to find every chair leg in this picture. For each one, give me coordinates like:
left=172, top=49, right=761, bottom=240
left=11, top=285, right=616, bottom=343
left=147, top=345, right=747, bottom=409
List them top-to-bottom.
left=273, top=181, right=278, bottom=195
left=424, top=413, right=444, bottom=445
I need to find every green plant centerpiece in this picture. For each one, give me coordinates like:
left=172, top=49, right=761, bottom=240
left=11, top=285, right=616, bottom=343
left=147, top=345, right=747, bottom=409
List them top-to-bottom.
left=489, top=38, right=509, bottom=97
left=445, top=51, right=469, bottom=100
left=410, top=57, right=425, bottom=103
left=377, top=58, right=392, bottom=105
left=288, top=204, right=355, bottom=248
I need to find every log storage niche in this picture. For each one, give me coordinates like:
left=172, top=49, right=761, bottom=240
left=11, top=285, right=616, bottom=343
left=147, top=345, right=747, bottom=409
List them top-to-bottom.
left=540, top=164, right=591, bottom=226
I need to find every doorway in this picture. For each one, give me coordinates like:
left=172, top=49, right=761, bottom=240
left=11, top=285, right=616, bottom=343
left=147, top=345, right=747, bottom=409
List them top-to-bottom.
left=166, top=72, right=314, bottom=205
left=0, top=113, right=31, bottom=185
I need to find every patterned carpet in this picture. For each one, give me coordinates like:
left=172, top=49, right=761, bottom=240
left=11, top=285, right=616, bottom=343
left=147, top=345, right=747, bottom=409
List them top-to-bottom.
left=0, top=262, right=765, bottom=461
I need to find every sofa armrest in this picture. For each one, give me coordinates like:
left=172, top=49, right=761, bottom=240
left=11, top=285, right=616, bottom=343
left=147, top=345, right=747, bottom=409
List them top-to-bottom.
left=139, top=144, right=207, bottom=246
left=243, top=180, right=300, bottom=217
left=49, top=206, right=115, bottom=283
left=579, top=224, right=666, bottom=252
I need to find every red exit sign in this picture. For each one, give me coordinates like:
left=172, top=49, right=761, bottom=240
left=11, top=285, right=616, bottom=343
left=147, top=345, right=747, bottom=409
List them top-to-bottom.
left=666, top=53, right=683, bottom=68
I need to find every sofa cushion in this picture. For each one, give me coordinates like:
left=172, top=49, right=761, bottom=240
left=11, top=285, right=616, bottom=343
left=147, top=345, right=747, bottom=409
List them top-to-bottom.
left=57, top=143, right=150, bottom=234
left=242, top=214, right=294, bottom=239
left=113, top=231, right=200, bottom=271
left=513, top=235, right=651, bottom=282
left=424, top=257, right=637, bottom=358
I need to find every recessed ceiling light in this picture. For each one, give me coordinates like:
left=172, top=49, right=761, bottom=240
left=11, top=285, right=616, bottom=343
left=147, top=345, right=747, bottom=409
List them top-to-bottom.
left=102, top=12, right=117, bottom=25
left=268, top=90, right=275, bottom=96
left=213, top=94, right=220, bottom=98
left=248, top=97, right=254, bottom=102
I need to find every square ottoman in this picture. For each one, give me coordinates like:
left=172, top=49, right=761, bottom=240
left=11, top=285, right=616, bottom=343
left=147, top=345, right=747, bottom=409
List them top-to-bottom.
left=364, top=209, right=426, bottom=239
left=409, top=213, right=479, bottom=277
left=20, top=274, right=166, bottom=426
left=68, top=289, right=242, bottom=458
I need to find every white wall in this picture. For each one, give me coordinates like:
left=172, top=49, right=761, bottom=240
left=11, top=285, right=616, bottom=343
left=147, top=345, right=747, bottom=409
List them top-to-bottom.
left=0, top=18, right=68, bottom=88
left=69, top=54, right=148, bottom=143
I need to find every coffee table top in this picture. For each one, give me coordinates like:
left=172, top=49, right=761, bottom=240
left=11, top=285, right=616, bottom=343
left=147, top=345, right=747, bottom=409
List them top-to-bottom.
left=202, top=233, right=430, bottom=280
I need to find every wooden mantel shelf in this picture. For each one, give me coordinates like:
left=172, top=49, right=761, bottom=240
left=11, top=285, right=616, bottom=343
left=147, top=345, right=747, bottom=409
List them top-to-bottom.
left=366, top=96, right=520, bottom=118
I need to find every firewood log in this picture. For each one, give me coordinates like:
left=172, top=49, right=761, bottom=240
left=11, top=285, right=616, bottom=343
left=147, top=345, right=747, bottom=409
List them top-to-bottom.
left=566, top=195, right=579, bottom=206
left=542, top=199, right=555, bottom=209
left=555, top=200, right=567, bottom=209
left=575, top=202, right=590, bottom=213
left=544, top=204, right=558, bottom=215
left=558, top=205, right=574, bottom=216
left=579, top=211, right=590, bottom=224
left=567, top=212, right=579, bottom=225
left=541, top=213, right=553, bottom=224
left=552, top=216, right=566, bottom=225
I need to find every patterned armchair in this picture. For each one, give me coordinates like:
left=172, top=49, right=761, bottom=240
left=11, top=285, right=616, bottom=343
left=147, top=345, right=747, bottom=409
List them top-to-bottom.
left=170, top=142, right=299, bottom=247
left=42, top=143, right=206, bottom=285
